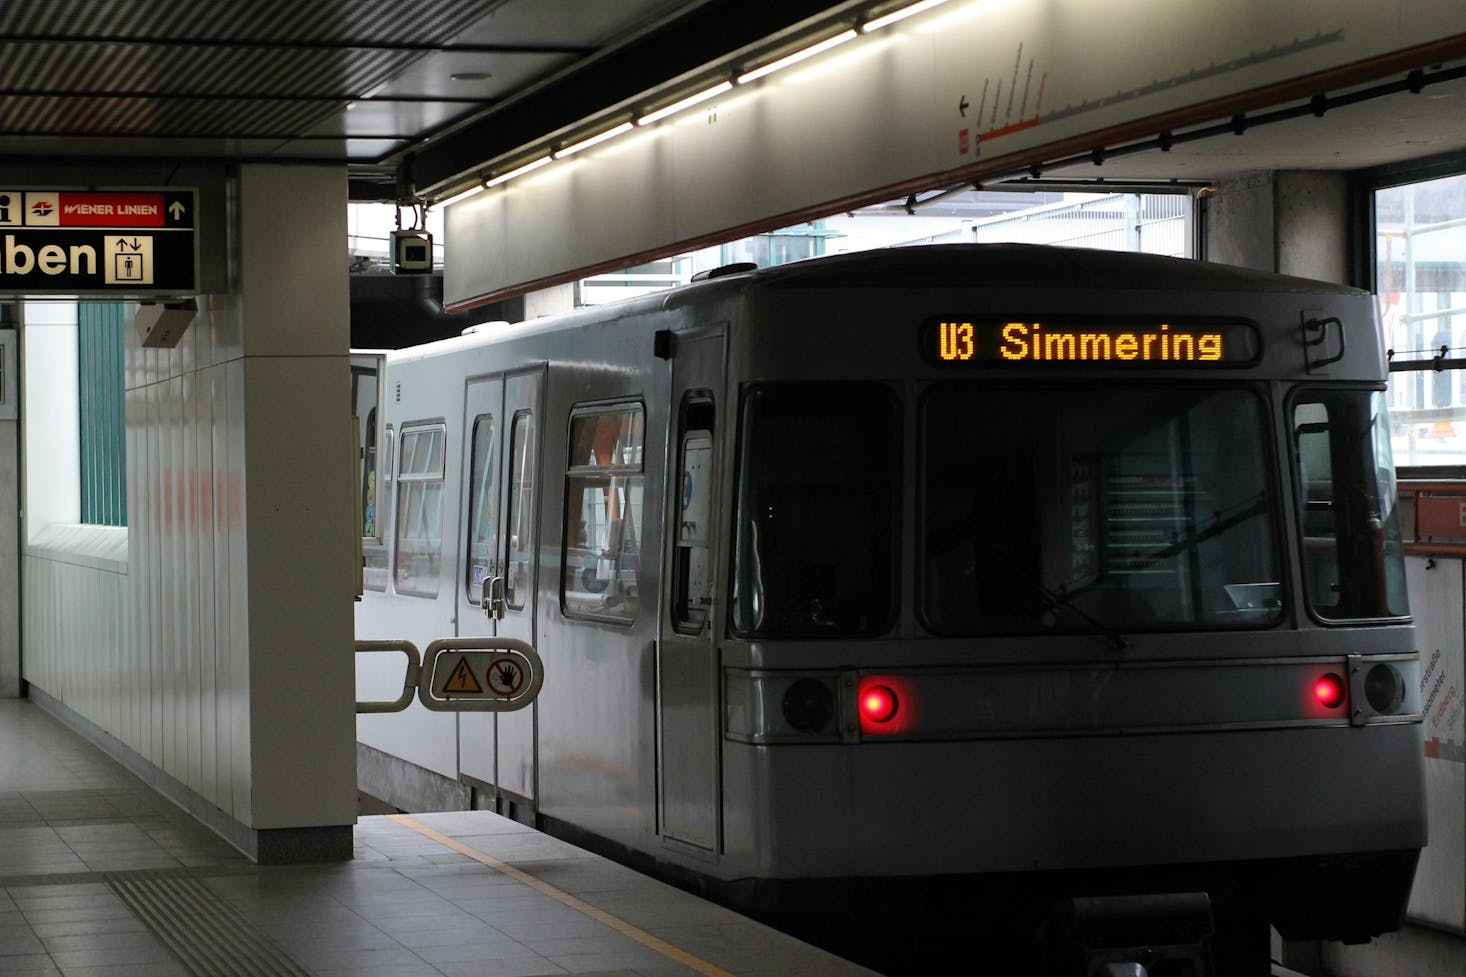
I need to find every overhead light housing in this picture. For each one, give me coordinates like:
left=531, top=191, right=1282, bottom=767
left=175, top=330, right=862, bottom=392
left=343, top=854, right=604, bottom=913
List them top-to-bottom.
left=862, top=0, right=952, bottom=32
left=736, top=29, right=858, bottom=85
left=638, top=81, right=734, bottom=125
left=556, top=121, right=635, bottom=158
left=485, top=155, right=553, bottom=188
left=436, top=182, right=487, bottom=207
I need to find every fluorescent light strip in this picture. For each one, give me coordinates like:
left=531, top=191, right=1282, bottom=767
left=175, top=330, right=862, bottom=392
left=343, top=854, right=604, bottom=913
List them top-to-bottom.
left=862, top=0, right=951, bottom=32
left=736, top=29, right=857, bottom=85
left=638, top=81, right=734, bottom=126
left=556, top=122, right=635, bottom=158
left=485, top=155, right=553, bottom=188
left=436, top=182, right=486, bottom=207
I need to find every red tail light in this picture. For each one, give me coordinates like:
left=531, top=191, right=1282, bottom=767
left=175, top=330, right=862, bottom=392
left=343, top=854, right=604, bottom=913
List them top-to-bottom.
left=1313, top=672, right=1346, bottom=709
left=860, top=684, right=899, bottom=724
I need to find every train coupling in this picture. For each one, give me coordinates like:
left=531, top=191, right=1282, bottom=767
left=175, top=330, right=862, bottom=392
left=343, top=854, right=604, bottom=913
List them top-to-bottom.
left=1051, top=892, right=1214, bottom=977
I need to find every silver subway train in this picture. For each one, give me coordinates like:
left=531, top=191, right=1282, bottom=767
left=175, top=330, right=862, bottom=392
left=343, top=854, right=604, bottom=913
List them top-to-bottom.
left=353, top=244, right=1425, bottom=974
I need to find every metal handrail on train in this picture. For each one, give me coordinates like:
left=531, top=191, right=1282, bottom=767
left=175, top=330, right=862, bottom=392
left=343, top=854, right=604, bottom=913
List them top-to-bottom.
left=354, top=637, right=545, bottom=713
left=353, top=639, right=422, bottom=714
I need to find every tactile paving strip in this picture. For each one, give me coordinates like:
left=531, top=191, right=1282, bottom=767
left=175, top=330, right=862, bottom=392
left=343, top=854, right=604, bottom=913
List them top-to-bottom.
left=106, top=869, right=315, bottom=977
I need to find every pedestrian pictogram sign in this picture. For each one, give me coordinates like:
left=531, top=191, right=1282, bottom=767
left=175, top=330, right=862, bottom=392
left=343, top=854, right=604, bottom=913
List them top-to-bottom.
left=0, top=188, right=197, bottom=295
left=443, top=657, right=483, bottom=694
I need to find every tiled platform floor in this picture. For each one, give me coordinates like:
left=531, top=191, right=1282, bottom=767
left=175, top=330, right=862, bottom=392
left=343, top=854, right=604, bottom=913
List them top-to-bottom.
left=0, top=699, right=881, bottom=977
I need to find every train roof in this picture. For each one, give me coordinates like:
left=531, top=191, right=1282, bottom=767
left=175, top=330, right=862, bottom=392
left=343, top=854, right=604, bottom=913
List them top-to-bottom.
left=672, top=243, right=1368, bottom=298
left=390, top=244, right=1366, bottom=362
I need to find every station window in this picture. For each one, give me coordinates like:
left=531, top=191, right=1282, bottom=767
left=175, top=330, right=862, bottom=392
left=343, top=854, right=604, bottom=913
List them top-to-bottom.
left=1371, top=167, right=1466, bottom=469
left=78, top=301, right=127, bottom=527
left=562, top=403, right=644, bottom=622
left=394, top=422, right=446, bottom=598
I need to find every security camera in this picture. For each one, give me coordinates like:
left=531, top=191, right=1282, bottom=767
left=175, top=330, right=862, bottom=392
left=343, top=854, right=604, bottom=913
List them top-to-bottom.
left=391, top=230, right=433, bottom=274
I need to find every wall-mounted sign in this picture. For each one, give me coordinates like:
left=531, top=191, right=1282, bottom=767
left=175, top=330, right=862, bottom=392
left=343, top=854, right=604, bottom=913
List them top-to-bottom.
left=0, top=189, right=197, bottom=295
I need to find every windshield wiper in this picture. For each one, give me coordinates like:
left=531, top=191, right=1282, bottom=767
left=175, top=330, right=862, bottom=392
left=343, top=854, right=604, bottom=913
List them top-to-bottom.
left=1025, top=576, right=1128, bottom=652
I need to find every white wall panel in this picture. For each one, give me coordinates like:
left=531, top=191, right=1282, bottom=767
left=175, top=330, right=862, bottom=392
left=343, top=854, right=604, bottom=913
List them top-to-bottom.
left=446, top=0, right=1466, bottom=306
left=20, top=163, right=355, bottom=854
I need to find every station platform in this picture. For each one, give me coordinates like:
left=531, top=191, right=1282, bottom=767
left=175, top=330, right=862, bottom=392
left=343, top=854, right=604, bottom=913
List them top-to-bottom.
left=0, top=698, right=880, bottom=977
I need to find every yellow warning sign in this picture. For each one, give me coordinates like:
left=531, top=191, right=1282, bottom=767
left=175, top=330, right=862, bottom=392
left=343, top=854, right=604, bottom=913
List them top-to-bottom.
left=443, top=657, right=483, bottom=694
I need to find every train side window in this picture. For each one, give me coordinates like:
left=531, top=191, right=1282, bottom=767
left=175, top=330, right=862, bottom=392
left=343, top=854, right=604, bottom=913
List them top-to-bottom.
left=1292, top=391, right=1409, bottom=619
left=673, top=397, right=715, bottom=632
left=562, top=404, right=645, bottom=623
left=504, top=410, right=537, bottom=611
left=464, top=413, right=496, bottom=605
left=394, top=422, right=447, bottom=598
left=364, top=425, right=393, bottom=591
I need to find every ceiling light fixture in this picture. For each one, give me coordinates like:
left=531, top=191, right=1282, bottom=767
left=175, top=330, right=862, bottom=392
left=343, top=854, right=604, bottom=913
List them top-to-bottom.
left=862, top=0, right=952, bottom=32
left=736, top=29, right=858, bottom=85
left=638, top=81, right=735, bottom=126
left=555, top=121, right=635, bottom=158
left=485, top=155, right=553, bottom=188
left=436, top=181, right=487, bottom=207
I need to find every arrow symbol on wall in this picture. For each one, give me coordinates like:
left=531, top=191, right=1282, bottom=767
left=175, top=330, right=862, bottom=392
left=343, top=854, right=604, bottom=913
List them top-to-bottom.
left=959, top=95, right=970, bottom=117
left=168, top=201, right=185, bottom=221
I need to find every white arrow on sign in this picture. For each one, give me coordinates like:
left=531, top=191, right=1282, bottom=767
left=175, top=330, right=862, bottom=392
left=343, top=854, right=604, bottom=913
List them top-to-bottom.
left=168, top=201, right=185, bottom=221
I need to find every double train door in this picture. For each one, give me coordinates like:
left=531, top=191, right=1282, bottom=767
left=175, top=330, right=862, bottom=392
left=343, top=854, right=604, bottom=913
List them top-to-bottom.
left=658, top=327, right=725, bottom=851
left=458, top=368, right=542, bottom=816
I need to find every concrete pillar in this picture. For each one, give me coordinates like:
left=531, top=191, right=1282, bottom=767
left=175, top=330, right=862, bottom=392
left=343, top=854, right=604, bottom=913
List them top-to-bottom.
left=233, top=165, right=358, bottom=859
left=1204, top=170, right=1352, bottom=284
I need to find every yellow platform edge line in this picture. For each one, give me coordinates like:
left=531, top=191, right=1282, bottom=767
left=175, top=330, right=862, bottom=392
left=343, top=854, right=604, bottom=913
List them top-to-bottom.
left=390, top=814, right=741, bottom=977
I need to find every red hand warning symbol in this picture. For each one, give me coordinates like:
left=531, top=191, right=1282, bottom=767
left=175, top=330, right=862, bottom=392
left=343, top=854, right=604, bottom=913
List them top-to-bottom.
left=486, top=657, right=525, bottom=696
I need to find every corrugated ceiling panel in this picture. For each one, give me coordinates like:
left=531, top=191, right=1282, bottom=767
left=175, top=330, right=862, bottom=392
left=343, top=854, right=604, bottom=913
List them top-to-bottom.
left=0, top=0, right=507, bottom=44
left=0, top=43, right=409, bottom=97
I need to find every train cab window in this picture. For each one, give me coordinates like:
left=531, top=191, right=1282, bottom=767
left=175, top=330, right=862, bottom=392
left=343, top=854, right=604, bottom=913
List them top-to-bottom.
left=732, top=383, right=900, bottom=638
left=920, top=385, right=1282, bottom=635
left=1292, top=390, right=1409, bottom=619
left=673, top=398, right=715, bottom=632
left=562, top=404, right=645, bottom=622
left=504, top=410, right=537, bottom=611
left=464, top=414, right=497, bottom=605
left=394, top=422, right=447, bottom=598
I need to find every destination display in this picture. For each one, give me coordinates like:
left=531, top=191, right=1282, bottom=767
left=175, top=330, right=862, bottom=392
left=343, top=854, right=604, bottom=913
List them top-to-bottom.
left=923, top=319, right=1260, bottom=367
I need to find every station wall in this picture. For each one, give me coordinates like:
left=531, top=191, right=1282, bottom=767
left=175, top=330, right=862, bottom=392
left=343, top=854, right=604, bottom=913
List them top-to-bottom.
left=17, top=164, right=358, bottom=861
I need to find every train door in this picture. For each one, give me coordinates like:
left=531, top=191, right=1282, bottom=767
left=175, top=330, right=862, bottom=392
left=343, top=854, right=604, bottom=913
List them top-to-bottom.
left=658, top=327, right=725, bottom=851
left=457, top=369, right=543, bottom=818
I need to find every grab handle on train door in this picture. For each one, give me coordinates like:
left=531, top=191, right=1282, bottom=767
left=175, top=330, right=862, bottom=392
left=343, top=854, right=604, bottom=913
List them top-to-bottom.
left=481, top=575, right=506, bottom=620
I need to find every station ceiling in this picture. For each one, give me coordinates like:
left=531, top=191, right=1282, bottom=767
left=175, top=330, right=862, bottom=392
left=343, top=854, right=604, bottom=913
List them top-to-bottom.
left=0, top=0, right=861, bottom=202
left=2, top=1, right=1463, bottom=209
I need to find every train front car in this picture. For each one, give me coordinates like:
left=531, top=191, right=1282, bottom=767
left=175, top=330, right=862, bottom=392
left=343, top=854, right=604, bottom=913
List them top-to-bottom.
left=710, top=246, right=1424, bottom=974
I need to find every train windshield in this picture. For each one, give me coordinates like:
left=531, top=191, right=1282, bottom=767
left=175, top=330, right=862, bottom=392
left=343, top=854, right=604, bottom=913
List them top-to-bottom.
left=732, top=383, right=901, bottom=638
left=921, top=384, right=1282, bottom=634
